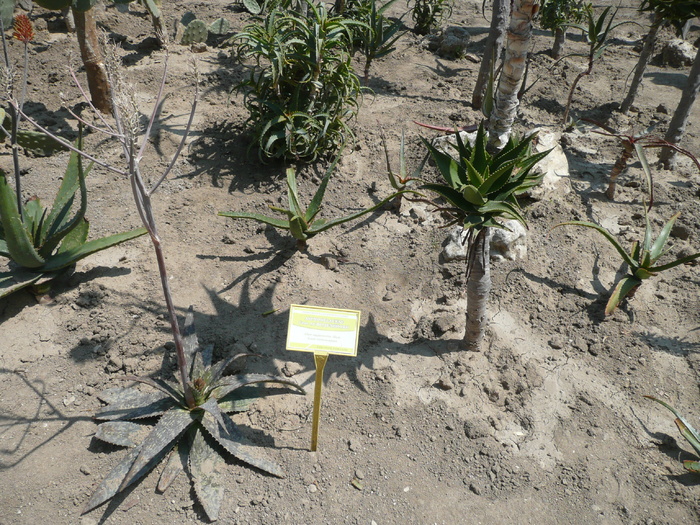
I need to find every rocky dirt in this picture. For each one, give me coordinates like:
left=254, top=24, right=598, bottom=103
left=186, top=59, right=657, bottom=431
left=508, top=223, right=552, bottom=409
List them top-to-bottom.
left=2, top=1, right=700, bottom=524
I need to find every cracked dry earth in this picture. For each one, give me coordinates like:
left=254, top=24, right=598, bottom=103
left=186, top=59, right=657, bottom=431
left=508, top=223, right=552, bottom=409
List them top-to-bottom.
left=2, top=1, right=700, bottom=524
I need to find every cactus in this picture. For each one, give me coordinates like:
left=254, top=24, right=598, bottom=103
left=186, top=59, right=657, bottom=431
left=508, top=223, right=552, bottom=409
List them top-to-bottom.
left=242, top=0, right=262, bottom=15
left=208, top=17, right=231, bottom=36
left=180, top=19, right=208, bottom=45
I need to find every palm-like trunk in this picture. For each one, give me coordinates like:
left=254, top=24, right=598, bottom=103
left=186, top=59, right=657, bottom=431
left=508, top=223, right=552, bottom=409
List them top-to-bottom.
left=472, top=0, right=510, bottom=110
left=488, top=0, right=539, bottom=148
left=73, top=7, right=112, bottom=114
left=620, top=13, right=662, bottom=114
left=551, top=27, right=565, bottom=59
left=660, top=45, right=700, bottom=167
left=463, top=228, right=492, bottom=351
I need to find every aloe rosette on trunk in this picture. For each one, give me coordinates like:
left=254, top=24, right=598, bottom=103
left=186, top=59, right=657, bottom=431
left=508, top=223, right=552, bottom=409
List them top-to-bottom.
left=420, top=123, right=550, bottom=349
left=0, top=143, right=147, bottom=298
left=84, top=308, right=305, bottom=521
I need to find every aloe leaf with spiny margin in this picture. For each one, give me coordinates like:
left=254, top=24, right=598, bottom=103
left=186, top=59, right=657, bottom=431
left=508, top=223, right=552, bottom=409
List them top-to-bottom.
left=0, top=140, right=147, bottom=299
left=84, top=308, right=305, bottom=520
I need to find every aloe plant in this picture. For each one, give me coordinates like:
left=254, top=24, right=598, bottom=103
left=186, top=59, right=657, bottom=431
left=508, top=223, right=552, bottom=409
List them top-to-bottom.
left=232, top=0, right=362, bottom=161
left=357, top=0, right=405, bottom=84
left=409, top=0, right=452, bottom=35
left=561, top=6, right=633, bottom=125
left=15, top=34, right=302, bottom=517
left=582, top=118, right=700, bottom=202
left=420, top=122, right=549, bottom=349
left=0, top=141, right=147, bottom=299
left=219, top=154, right=405, bottom=250
left=553, top=210, right=700, bottom=315
left=83, top=308, right=305, bottom=520
left=644, top=396, right=700, bottom=474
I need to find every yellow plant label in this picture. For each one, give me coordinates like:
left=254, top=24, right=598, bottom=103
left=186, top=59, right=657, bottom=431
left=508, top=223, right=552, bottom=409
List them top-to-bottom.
left=286, top=304, right=361, bottom=356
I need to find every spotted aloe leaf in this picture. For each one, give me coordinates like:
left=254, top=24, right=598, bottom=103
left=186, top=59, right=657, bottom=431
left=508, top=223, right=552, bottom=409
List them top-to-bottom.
left=95, top=390, right=176, bottom=421
left=118, top=408, right=196, bottom=491
left=199, top=410, right=285, bottom=478
left=95, top=421, right=149, bottom=448
left=189, top=428, right=225, bottom=521
left=157, top=440, right=189, bottom=493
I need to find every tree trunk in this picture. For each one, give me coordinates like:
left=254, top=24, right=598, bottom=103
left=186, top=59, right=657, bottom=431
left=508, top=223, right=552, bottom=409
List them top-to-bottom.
left=472, top=0, right=510, bottom=111
left=488, top=0, right=539, bottom=148
left=72, top=7, right=112, bottom=114
left=620, top=14, right=662, bottom=114
left=551, top=27, right=565, bottom=59
left=660, top=45, right=700, bottom=168
left=463, top=228, right=492, bottom=351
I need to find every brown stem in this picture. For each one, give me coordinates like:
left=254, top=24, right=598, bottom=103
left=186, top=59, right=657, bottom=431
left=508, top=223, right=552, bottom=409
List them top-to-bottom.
left=72, top=8, right=112, bottom=114
left=562, top=57, right=593, bottom=125
left=606, top=142, right=633, bottom=199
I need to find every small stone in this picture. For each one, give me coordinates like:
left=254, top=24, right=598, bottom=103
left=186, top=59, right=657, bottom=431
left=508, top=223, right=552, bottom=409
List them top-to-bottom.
left=656, top=104, right=669, bottom=114
left=671, top=223, right=691, bottom=240
left=321, top=256, right=338, bottom=271
left=548, top=337, right=565, bottom=350
left=282, top=361, right=304, bottom=377
left=435, top=377, right=454, bottom=390
left=63, top=395, right=75, bottom=406
left=348, top=438, right=361, bottom=452
left=80, top=465, right=91, bottom=476
left=355, top=469, right=365, bottom=480
left=469, top=482, right=482, bottom=495
left=307, top=484, right=317, bottom=493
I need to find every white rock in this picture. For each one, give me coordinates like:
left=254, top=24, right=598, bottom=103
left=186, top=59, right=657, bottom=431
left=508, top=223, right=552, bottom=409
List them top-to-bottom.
left=528, top=128, right=570, bottom=199
left=442, top=223, right=525, bottom=262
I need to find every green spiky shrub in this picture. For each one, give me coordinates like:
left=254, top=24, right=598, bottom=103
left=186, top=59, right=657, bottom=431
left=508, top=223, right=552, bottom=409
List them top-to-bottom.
left=232, top=0, right=362, bottom=161
left=356, top=0, right=406, bottom=83
left=409, top=0, right=451, bottom=35
left=539, top=0, right=591, bottom=58
left=0, top=140, right=147, bottom=299
left=219, top=153, right=407, bottom=250
left=553, top=210, right=700, bottom=314
left=84, top=308, right=305, bottom=520
left=645, top=396, right=700, bottom=474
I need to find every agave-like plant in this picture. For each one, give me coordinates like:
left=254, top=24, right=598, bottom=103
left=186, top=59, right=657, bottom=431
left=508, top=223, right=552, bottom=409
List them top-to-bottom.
left=420, top=122, right=550, bottom=349
left=0, top=141, right=147, bottom=299
left=219, top=154, right=405, bottom=250
left=553, top=210, right=700, bottom=314
left=83, top=308, right=305, bottom=520
left=644, top=396, right=700, bottom=474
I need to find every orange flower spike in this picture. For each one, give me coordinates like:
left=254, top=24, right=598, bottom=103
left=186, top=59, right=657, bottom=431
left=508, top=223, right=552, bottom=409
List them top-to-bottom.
left=13, top=15, right=34, bottom=43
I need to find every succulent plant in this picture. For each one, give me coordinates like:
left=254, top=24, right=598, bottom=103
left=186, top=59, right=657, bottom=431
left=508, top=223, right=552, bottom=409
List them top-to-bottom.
left=181, top=19, right=209, bottom=45
left=0, top=140, right=147, bottom=299
left=220, top=153, right=406, bottom=250
left=553, top=209, right=700, bottom=314
left=83, top=308, right=305, bottom=521
left=645, top=396, right=700, bottom=474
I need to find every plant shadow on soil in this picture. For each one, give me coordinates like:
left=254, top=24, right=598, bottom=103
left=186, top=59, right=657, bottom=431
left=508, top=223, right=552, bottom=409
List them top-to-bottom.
left=0, top=368, right=92, bottom=469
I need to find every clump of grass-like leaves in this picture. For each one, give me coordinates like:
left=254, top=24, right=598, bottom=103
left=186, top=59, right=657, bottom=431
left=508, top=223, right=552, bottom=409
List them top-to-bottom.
left=232, top=0, right=362, bottom=161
